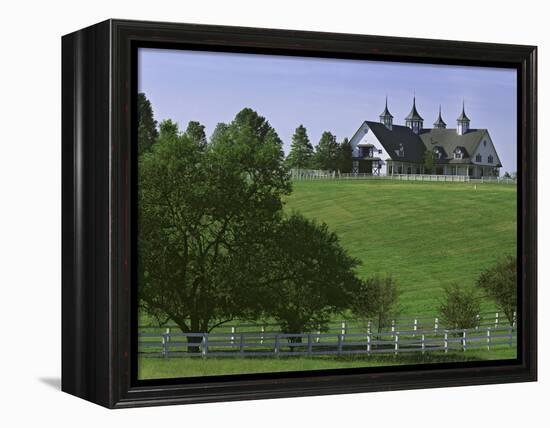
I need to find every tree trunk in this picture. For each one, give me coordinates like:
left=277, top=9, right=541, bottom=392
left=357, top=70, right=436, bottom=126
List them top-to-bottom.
left=173, top=317, right=203, bottom=354
left=187, top=317, right=203, bottom=354
left=286, top=326, right=303, bottom=352
left=186, top=335, right=202, bottom=354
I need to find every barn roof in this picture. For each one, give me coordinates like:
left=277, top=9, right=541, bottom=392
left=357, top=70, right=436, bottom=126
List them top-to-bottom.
left=353, top=121, right=501, bottom=167
left=365, top=121, right=426, bottom=163
left=419, top=128, right=486, bottom=161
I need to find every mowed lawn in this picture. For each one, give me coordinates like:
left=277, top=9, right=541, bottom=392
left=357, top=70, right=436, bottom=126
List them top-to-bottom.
left=284, top=179, right=517, bottom=317
left=139, top=346, right=516, bottom=379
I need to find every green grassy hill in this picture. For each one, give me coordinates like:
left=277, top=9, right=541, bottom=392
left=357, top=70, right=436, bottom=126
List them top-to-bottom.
left=284, top=179, right=517, bottom=317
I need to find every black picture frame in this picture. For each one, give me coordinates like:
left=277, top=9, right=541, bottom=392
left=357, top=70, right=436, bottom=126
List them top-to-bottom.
left=62, top=19, right=537, bottom=408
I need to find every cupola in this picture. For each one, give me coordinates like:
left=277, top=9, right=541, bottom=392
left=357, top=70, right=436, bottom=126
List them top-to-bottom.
left=405, top=96, right=424, bottom=134
left=379, top=97, right=394, bottom=130
left=456, top=101, right=470, bottom=135
left=433, top=105, right=447, bottom=129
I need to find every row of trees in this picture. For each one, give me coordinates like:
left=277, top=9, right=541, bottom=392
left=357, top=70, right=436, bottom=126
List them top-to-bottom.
left=286, top=125, right=353, bottom=172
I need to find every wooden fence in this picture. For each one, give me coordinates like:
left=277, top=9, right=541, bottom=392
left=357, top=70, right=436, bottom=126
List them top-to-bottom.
left=139, top=325, right=516, bottom=358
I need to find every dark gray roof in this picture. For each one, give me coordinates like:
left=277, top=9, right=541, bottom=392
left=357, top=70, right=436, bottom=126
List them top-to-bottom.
left=405, top=97, right=424, bottom=121
left=363, top=121, right=501, bottom=166
left=365, top=121, right=427, bottom=163
left=419, top=128, right=485, bottom=160
left=419, top=128, right=502, bottom=166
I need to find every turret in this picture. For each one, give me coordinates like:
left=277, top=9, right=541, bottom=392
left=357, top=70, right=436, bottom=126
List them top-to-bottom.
left=379, top=97, right=394, bottom=130
left=405, top=97, right=424, bottom=134
left=456, top=101, right=470, bottom=135
left=433, top=105, right=447, bottom=129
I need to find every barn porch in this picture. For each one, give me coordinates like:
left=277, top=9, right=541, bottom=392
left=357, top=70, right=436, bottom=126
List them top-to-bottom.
left=386, top=160, right=499, bottom=178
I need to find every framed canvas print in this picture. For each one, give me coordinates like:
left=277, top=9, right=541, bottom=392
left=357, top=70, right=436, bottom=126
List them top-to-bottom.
left=62, top=19, right=537, bottom=408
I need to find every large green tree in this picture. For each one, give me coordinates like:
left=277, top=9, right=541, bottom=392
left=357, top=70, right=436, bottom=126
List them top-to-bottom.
left=137, top=92, right=158, bottom=154
left=138, top=109, right=291, bottom=348
left=185, top=120, right=207, bottom=148
left=286, top=125, right=314, bottom=169
left=313, top=131, right=339, bottom=171
left=336, top=137, right=353, bottom=173
left=257, top=213, right=361, bottom=338
left=477, top=256, right=517, bottom=324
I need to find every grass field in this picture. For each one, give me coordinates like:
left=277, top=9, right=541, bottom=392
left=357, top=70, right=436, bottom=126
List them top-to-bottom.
left=138, top=179, right=517, bottom=379
left=284, top=180, right=517, bottom=317
left=138, top=346, right=517, bottom=379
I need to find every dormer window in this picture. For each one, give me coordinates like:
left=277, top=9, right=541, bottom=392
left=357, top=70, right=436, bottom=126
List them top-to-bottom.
left=397, top=143, right=404, bottom=157
left=433, top=147, right=443, bottom=160
left=454, top=148, right=463, bottom=159
left=488, top=155, right=494, bottom=164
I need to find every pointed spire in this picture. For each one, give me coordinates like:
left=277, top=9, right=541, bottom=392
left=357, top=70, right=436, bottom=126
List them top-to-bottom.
left=405, top=95, right=424, bottom=134
left=379, top=96, right=394, bottom=129
left=380, top=96, right=393, bottom=118
left=405, top=96, right=424, bottom=121
left=456, top=99, right=470, bottom=135
left=457, top=99, right=470, bottom=122
left=433, top=105, right=447, bottom=129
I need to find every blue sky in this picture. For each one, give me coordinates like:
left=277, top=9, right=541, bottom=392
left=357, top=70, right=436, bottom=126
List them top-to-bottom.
left=138, top=48, right=517, bottom=173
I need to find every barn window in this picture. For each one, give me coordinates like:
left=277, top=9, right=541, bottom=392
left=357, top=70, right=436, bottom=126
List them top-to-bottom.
left=397, top=144, right=404, bottom=157
left=476, top=154, right=482, bottom=162
left=488, top=155, right=494, bottom=164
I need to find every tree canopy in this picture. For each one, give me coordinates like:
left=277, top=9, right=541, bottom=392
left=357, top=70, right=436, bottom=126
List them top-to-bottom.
left=137, top=92, right=158, bottom=154
left=138, top=107, right=366, bottom=344
left=138, top=110, right=290, bottom=339
left=185, top=120, right=207, bottom=148
left=286, top=125, right=314, bottom=169
left=313, top=131, right=339, bottom=171
left=336, top=137, right=353, bottom=173
left=257, top=213, right=361, bottom=336
left=477, top=255, right=517, bottom=324
left=351, top=275, right=401, bottom=333
left=438, top=283, right=481, bottom=329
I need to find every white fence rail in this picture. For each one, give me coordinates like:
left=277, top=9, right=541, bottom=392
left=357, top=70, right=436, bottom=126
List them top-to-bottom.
left=289, top=169, right=516, bottom=184
left=139, top=311, right=516, bottom=338
left=139, top=326, right=516, bottom=358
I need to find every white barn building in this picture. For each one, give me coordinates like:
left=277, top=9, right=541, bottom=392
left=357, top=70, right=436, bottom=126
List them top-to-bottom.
left=349, top=98, right=502, bottom=178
